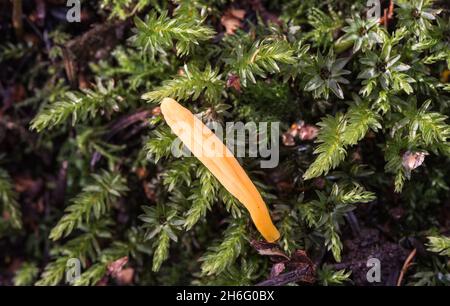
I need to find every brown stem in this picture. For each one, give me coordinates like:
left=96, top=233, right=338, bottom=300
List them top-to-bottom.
left=379, top=0, right=394, bottom=27
left=397, top=248, right=417, bottom=286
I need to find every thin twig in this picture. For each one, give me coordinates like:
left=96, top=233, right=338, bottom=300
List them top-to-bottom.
left=12, top=0, right=23, bottom=39
left=379, top=0, right=394, bottom=28
left=396, top=248, right=417, bottom=286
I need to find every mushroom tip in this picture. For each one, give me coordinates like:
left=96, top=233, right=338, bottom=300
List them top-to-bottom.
left=160, top=97, right=177, bottom=113
left=265, top=230, right=281, bottom=243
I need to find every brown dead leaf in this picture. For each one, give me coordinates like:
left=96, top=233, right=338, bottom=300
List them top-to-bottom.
left=221, top=8, right=246, bottom=35
left=230, top=9, right=245, bottom=20
left=226, top=74, right=241, bottom=92
left=152, top=106, right=161, bottom=117
left=282, top=121, right=318, bottom=146
left=298, top=124, right=319, bottom=141
left=282, top=132, right=295, bottom=146
left=402, top=151, right=428, bottom=173
left=250, top=240, right=290, bottom=261
left=290, top=250, right=315, bottom=270
left=105, top=255, right=134, bottom=285
left=107, top=256, right=128, bottom=277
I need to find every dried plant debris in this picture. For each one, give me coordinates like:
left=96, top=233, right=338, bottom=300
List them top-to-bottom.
left=252, top=241, right=316, bottom=285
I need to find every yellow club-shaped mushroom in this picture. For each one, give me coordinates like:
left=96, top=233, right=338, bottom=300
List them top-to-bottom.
left=160, top=98, right=280, bottom=242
